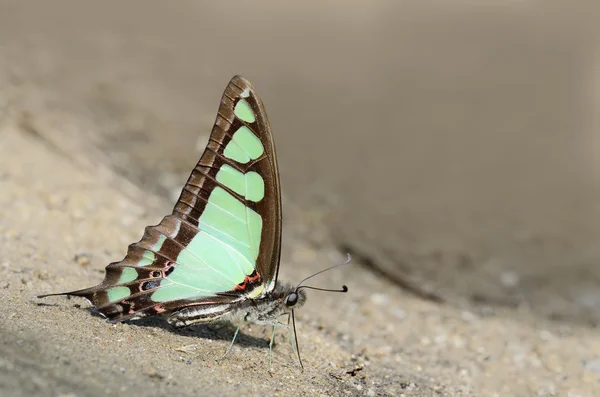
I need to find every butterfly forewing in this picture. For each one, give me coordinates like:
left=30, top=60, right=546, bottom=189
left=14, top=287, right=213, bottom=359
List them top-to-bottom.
left=46, top=76, right=282, bottom=323
left=172, top=76, right=282, bottom=291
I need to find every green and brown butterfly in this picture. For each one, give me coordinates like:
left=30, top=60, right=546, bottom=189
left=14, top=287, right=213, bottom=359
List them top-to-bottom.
left=39, top=75, right=349, bottom=369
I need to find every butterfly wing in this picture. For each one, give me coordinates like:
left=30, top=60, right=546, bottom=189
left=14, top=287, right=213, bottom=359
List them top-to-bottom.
left=172, top=75, right=282, bottom=293
left=41, top=76, right=282, bottom=323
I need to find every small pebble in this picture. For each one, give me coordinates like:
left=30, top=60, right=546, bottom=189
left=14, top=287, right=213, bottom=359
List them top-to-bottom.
left=74, top=253, right=91, bottom=267
left=370, top=293, right=388, bottom=306
left=392, top=307, right=407, bottom=320
left=585, top=359, right=600, bottom=376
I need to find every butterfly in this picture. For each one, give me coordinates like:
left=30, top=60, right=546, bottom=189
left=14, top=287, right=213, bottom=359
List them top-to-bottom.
left=39, top=75, right=348, bottom=369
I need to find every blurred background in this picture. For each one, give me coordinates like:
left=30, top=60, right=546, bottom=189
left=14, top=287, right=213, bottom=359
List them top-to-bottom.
left=1, top=0, right=598, bottom=325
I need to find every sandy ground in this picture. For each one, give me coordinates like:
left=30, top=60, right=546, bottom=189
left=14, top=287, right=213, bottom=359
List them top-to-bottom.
left=1, top=1, right=599, bottom=396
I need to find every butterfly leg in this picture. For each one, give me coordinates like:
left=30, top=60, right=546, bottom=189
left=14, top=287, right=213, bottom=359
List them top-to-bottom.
left=285, top=313, right=296, bottom=357
left=282, top=314, right=302, bottom=369
left=266, top=317, right=295, bottom=372
left=217, top=325, right=240, bottom=361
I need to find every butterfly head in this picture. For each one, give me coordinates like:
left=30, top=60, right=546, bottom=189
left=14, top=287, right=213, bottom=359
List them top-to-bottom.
left=264, top=282, right=307, bottom=318
left=284, top=290, right=304, bottom=308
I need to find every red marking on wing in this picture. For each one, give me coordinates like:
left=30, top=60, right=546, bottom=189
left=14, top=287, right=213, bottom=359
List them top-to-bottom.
left=233, top=270, right=262, bottom=292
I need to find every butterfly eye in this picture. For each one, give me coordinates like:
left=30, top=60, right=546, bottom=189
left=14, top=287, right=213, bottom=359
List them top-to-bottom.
left=285, top=292, right=298, bottom=307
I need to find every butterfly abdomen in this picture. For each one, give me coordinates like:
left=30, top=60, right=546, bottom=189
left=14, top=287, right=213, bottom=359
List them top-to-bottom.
left=166, top=303, right=248, bottom=328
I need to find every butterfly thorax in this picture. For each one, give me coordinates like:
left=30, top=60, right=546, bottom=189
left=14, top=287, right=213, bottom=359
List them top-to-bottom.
left=166, top=283, right=306, bottom=328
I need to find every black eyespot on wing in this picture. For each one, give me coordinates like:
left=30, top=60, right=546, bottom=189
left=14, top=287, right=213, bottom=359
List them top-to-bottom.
left=165, top=266, right=175, bottom=277
left=151, top=271, right=161, bottom=278
left=142, top=280, right=160, bottom=291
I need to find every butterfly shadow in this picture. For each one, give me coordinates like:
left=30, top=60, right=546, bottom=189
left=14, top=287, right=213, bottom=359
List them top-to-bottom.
left=39, top=298, right=270, bottom=349
left=119, top=316, right=271, bottom=350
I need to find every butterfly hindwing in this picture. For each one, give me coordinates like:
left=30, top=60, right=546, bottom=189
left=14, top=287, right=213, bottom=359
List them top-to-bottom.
left=50, top=76, right=282, bottom=323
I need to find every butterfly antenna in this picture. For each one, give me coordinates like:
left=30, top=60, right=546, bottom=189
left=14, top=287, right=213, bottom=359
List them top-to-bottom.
left=295, top=253, right=352, bottom=291
left=296, top=285, right=348, bottom=293
left=291, top=309, right=304, bottom=371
